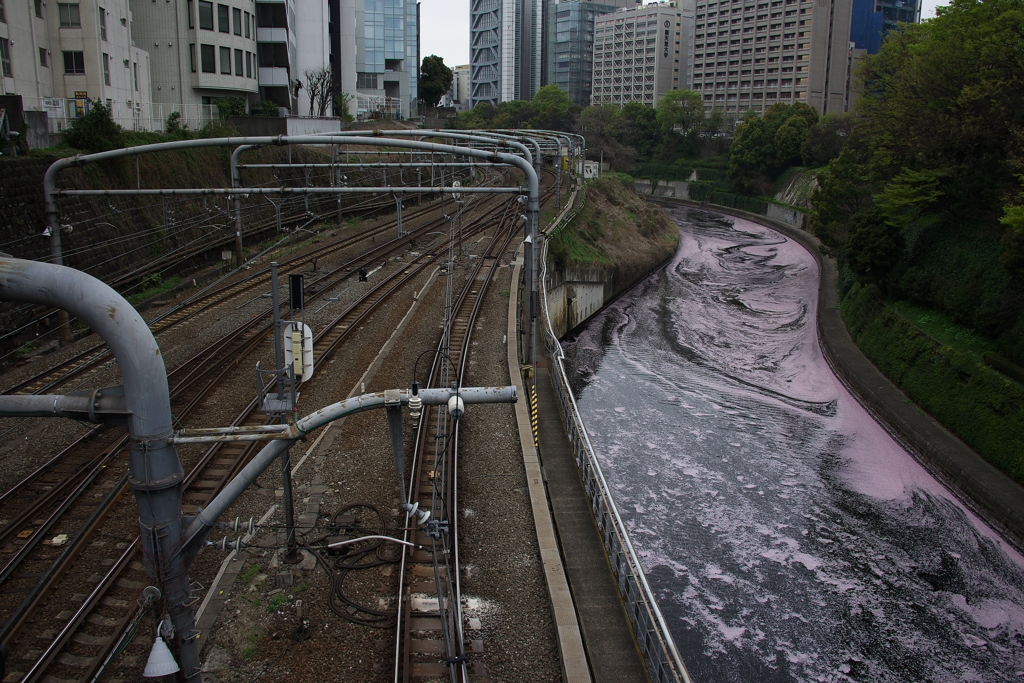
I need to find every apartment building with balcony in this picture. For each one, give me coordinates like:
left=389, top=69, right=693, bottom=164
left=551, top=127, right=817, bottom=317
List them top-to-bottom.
left=1, top=0, right=152, bottom=127
left=543, top=0, right=635, bottom=107
left=688, top=0, right=853, bottom=115
left=591, top=1, right=694, bottom=107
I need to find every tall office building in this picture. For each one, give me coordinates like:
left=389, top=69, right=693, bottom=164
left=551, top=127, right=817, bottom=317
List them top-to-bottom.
left=1, top=0, right=153, bottom=125
left=328, top=0, right=418, bottom=119
left=469, top=0, right=541, bottom=106
left=544, top=0, right=635, bottom=107
left=688, top=0, right=853, bottom=115
left=850, top=0, right=918, bottom=54
left=591, top=1, right=694, bottom=107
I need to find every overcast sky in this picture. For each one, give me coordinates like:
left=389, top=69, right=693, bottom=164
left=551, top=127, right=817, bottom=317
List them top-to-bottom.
left=419, top=0, right=951, bottom=72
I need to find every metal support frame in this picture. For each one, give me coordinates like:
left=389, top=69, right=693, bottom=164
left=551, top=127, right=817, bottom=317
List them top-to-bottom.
left=33, top=132, right=540, bottom=682
left=0, top=257, right=200, bottom=682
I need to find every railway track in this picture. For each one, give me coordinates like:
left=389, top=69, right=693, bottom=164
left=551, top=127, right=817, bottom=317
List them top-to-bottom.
left=1, top=168, right=485, bottom=397
left=0, top=172, right=544, bottom=683
left=392, top=195, right=524, bottom=683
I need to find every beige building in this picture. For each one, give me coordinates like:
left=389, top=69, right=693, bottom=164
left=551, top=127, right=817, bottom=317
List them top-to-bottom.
left=1, top=0, right=152, bottom=130
left=129, top=0, right=259, bottom=119
left=689, top=0, right=853, bottom=115
left=591, top=1, right=695, bottom=108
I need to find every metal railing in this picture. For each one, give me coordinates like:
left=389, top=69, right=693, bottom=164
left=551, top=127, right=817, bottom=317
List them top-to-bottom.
left=20, top=97, right=222, bottom=133
left=539, top=192, right=692, bottom=683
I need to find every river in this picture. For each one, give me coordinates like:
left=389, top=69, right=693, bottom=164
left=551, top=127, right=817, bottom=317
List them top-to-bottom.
left=561, top=206, right=1024, bottom=682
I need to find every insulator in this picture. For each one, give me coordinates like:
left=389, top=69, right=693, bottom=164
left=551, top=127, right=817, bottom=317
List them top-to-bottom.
left=409, top=395, right=422, bottom=428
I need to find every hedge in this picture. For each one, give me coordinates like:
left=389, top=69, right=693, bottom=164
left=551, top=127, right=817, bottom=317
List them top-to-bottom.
left=841, top=284, right=1024, bottom=485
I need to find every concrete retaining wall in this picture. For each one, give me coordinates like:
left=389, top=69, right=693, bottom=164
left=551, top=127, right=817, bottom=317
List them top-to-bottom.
left=635, top=180, right=808, bottom=229
left=545, top=265, right=612, bottom=338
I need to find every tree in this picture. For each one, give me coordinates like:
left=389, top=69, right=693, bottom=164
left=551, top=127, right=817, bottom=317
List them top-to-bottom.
left=420, top=55, right=454, bottom=108
left=303, top=66, right=333, bottom=117
left=530, top=85, right=578, bottom=131
left=656, top=89, right=705, bottom=135
left=333, top=92, right=354, bottom=122
left=215, top=96, right=246, bottom=118
left=64, top=100, right=124, bottom=152
left=250, top=100, right=281, bottom=117
left=492, top=100, right=534, bottom=129
left=453, top=101, right=496, bottom=129
left=612, top=102, right=660, bottom=157
left=728, top=103, right=816, bottom=192
left=579, top=105, right=637, bottom=171
left=800, top=114, right=855, bottom=167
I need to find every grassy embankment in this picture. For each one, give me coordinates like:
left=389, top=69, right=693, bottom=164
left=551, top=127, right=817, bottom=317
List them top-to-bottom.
left=547, top=174, right=678, bottom=280
left=842, top=283, right=1024, bottom=485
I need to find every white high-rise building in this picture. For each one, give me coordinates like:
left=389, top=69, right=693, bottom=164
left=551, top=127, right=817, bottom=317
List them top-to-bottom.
left=1, top=0, right=153, bottom=128
left=130, top=0, right=258, bottom=113
left=470, top=0, right=542, bottom=106
left=591, top=0, right=694, bottom=107
left=688, top=0, right=853, bottom=115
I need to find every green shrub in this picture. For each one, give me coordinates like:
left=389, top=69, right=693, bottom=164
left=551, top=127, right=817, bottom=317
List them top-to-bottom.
left=215, top=96, right=247, bottom=118
left=64, top=100, right=125, bottom=152
left=250, top=100, right=281, bottom=117
left=842, top=284, right=1024, bottom=484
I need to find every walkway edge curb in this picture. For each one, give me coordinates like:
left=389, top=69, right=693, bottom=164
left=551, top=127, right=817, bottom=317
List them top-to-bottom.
left=508, top=245, right=592, bottom=683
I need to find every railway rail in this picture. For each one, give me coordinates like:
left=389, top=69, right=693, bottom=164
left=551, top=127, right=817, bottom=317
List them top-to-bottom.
left=0, top=167, right=557, bottom=683
left=1, top=167, right=486, bottom=397
left=393, top=191, right=525, bottom=683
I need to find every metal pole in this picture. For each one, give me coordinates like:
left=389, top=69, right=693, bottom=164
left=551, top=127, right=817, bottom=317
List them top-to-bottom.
left=230, top=145, right=245, bottom=265
left=42, top=167, right=72, bottom=344
left=396, top=194, right=403, bottom=237
left=0, top=257, right=200, bottom=682
left=270, top=263, right=285, bottom=400
left=280, top=447, right=299, bottom=562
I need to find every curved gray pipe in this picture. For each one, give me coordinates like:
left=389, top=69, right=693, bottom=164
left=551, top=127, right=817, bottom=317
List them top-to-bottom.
left=0, top=257, right=199, bottom=681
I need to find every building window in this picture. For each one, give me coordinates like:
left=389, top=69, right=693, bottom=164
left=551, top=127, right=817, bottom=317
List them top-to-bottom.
left=0, top=0, right=6, bottom=23
left=34, top=0, right=42, bottom=17
left=187, top=0, right=194, bottom=28
left=198, top=0, right=213, bottom=30
left=58, top=3, right=81, bottom=27
left=217, top=3, right=229, bottom=33
left=99, top=7, right=106, bottom=39
left=233, top=7, right=241, bottom=34
left=244, top=11, right=250, bottom=37
left=0, top=39, right=10, bottom=77
left=190, top=43, right=196, bottom=72
left=200, top=43, right=215, bottom=72
left=219, top=46, right=231, bottom=73
left=39, top=47, right=48, bottom=66
left=234, top=48, right=242, bottom=75
left=63, top=50, right=85, bottom=74
left=245, top=50, right=251, bottom=77
left=102, top=52, right=110, bottom=84
left=133, top=61, right=138, bottom=89
left=357, top=72, right=378, bottom=89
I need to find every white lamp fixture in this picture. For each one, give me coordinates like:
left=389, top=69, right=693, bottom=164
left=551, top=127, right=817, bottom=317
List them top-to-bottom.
left=143, top=618, right=180, bottom=678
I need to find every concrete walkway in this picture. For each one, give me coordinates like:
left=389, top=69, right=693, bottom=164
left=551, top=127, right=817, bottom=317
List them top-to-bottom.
left=534, top=364, right=649, bottom=683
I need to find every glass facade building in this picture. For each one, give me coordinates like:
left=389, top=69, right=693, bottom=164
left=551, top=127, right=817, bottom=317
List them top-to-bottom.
left=544, top=0, right=632, bottom=106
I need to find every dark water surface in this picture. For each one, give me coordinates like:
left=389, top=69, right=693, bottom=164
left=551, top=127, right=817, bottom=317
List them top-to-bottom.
left=562, top=207, right=1024, bottom=682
